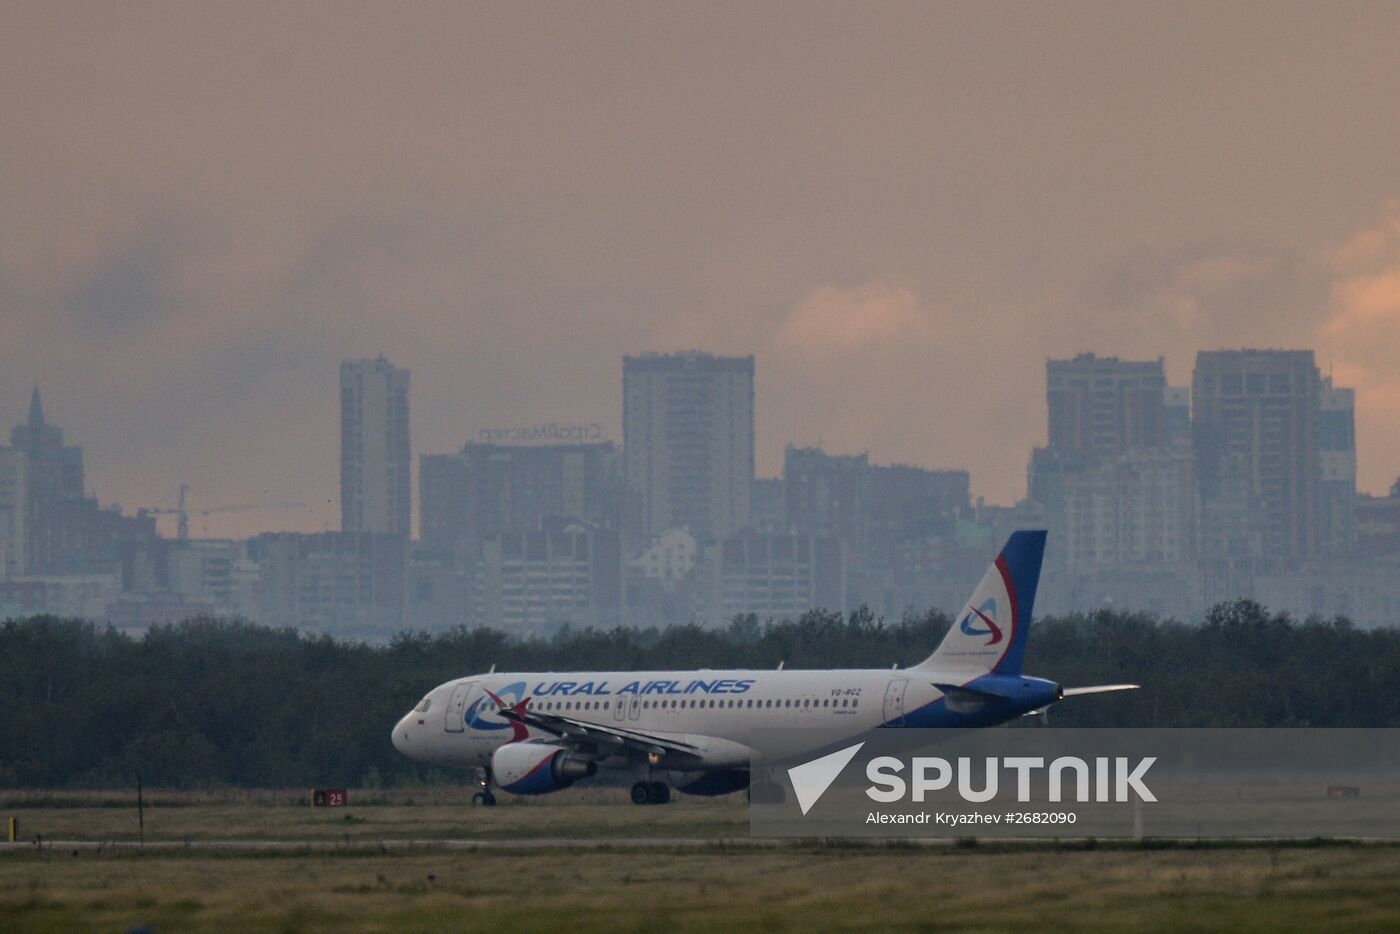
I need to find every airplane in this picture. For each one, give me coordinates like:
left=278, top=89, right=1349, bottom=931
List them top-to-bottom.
left=391, top=530, right=1138, bottom=805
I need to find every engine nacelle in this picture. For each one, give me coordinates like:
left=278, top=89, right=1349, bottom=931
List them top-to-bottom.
left=492, top=743, right=597, bottom=795
left=668, top=768, right=751, bottom=798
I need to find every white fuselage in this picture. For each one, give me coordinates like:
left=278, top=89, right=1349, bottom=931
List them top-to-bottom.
left=390, top=665, right=1049, bottom=773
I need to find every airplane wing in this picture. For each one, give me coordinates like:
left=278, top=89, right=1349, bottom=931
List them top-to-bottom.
left=1062, top=684, right=1140, bottom=697
left=497, top=704, right=705, bottom=764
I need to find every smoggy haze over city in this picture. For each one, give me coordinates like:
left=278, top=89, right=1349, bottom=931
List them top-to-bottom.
left=5, top=2, right=1400, bottom=538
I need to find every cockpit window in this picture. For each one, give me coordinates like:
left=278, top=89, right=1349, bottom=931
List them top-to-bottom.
left=414, top=697, right=432, bottom=713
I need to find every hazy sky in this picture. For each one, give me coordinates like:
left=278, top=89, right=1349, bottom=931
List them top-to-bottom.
left=5, top=2, right=1400, bottom=537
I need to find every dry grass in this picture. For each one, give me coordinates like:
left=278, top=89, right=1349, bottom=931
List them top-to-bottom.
left=4, top=793, right=1400, bottom=931
left=6, top=845, right=1400, bottom=932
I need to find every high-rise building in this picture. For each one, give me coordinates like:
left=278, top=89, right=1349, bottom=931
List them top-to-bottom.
left=1192, top=350, right=1320, bottom=562
left=623, top=352, right=754, bottom=542
left=1046, top=354, right=1167, bottom=460
left=1030, top=357, right=1199, bottom=575
left=340, top=358, right=410, bottom=535
left=1318, top=377, right=1357, bottom=556
left=1164, top=386, right=1191, bottom=444
left=7, top=387, right=87, bottom=574
left=419, top=441, right=620, bottom=556
left=783, top=445, right=868, bottom=549
left=1058, top=445, right=1197, bottom=567
left=0, top=447, right=26, bottom=577
left=865, top=463, right=970, bottom=537
left=1356, top=477, right=1400, bottom=561
left=749, top=478, right=786, bottom=532
left=473, top=518, right=621, bottom=629
left=698, top=530, right=844, bottom=623
left=249, top=531, right=406, bottom=637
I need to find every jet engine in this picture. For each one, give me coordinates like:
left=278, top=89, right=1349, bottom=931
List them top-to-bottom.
left=492, top=743, right=597, bottom=795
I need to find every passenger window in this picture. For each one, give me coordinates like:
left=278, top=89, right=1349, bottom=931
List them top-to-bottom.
left=853, top=700, right=859, bottom=708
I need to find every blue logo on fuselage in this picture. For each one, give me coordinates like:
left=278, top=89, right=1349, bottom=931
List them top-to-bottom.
left=465, top=680, right=526, bottom=731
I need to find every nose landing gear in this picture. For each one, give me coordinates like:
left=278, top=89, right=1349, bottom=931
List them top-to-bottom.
left=472, top=767, right=497, bottom=806
left=630, top=781, right=671, bottom=805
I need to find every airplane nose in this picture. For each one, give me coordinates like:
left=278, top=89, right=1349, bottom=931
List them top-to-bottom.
left=392, top=717, right=409, bottom=753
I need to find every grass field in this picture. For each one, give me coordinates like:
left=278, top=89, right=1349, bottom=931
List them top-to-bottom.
left=5, top=791, right=1400, bottom=932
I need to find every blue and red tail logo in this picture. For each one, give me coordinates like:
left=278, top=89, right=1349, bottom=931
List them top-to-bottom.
left=959, top=598, right=1004, bottom=645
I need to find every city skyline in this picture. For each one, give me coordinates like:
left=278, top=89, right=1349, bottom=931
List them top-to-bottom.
left=7, top=3, right=1400, bottom=540
left=3, top=339, right=1398, bottom=543
left=3, top=342, right=1393, bottom=545
left=5, top=345, right=1398, bottom=632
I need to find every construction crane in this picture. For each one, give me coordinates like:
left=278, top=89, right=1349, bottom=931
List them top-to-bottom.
left=145, top=484, right=308, bottom=539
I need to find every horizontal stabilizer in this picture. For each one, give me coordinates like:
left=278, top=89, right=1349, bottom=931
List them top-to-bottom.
left=932, top=682, right=1008, bottom=714
left=933, top=682, right=1009, bottom=701
left=1062, top=684, right=1140, bottom=697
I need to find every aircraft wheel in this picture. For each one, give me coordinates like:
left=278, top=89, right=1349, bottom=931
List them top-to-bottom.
left=630, top=781, right=654, bottom=805
left=650, top=781, right=671, bottom=804
left=472, top=791, right=497, bottom=807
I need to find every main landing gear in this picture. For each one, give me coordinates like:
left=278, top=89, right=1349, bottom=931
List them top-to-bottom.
left=472, top=767, right=497, bottom=806
left=630, top=781, right=671, bottom=805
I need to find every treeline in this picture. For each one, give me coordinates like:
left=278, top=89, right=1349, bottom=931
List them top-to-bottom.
left=2, top=600, right=1398, bottom=789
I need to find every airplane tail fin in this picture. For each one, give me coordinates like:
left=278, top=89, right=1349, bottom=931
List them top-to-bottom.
left=913, top=530, right=1046, bottom=677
